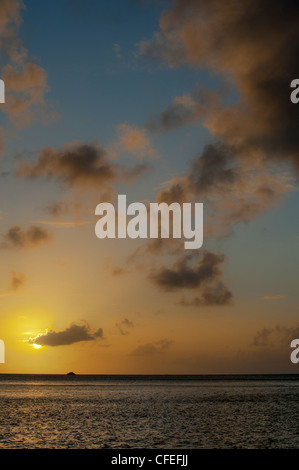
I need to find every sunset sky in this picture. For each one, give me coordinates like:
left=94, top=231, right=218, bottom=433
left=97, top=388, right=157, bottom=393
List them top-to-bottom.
left=0, top=0, right=298, bottom=374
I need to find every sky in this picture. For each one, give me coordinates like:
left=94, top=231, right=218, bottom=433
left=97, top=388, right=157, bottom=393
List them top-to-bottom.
left=0, top=0, right=298, bottom=374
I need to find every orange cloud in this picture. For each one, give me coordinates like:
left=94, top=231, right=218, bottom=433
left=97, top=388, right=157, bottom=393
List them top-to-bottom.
left=0, top=0, right=53, bottom=151
left=110, top=123, right=158, bottom=159
left=263, top=295, right=286, bottom=300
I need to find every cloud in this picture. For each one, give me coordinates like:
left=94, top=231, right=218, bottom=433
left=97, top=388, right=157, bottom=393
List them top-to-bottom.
left=0, top=0, right=53, bottom=131
left=0, top=0, right=24, bottom=62
left=114, top=0, right=297, bottom=303
left=136, top=0, right=298, bottom=243
left=138, top=0, right=299, bottom=168
left=2, top=61, right=51, bottom=127
left=145, top=86, right=221, bottom=133
left=110, top=123, right=158, bottom=159
left=16, top=140, right=150, bottom=194
left=16, top=141, right=117, bottom=191
left=156, top=142, right=294, bottom=237
left=186, top=143, right=238, bottom=195
left=122, top=161, right=152, bottom=182
left=43, top=200, right=89, bottom=223
left=44, top=201, right=71, bottom=218
left=32, top=220, right=90, bottom=228
left=1, top=225, right=53, bottom=250
left=126, top=229, right=183, bottom=266
left=126, top=243, right=233, bottom=308
left=149, top=250, right=233, bottom=306
left=150, top=250, right=228, bottom=291
left=111, top=266, right=129, bottom=276
left=0, top=270, right=28, bottom=298
left=10, top=270, right=27, bottom=291
left=178, top=282, right=233, bottom=307
left=263, top=294, right=286, bottom=300
left=116, top=318, right=134, bottom=335
left=28, top=323, right=104, bottom=347
left=251, top=324, right=299, bottom=348
left=131, top=339, right=173, bottom=356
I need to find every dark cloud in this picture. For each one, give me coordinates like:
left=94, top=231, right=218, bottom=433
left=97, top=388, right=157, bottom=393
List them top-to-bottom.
left=138, top=0, right=299, bottom=170
left=16, top=141, right=150, bottom=194
left=16, top=142, right=117, bottom=192
left=156, top=142, right=293, bottom=237
left=157, top=142, right=239, bottom=204
left=188, top=143, right=238, bottom=195
left=156, top=182, right=187, bottom=206
left=1, top=225, right=53, bottom=249
left=149, top=249, right=233, bottom=306
left=150, top=250, right=226, bottom=291
left=10, top=271, right=27, bottom=291
left=179, top=282, right=233, bottom=307
left=116, top=318, right=134, bottom=335
left=29, top=323, right=104, bottom=347
left=131, top=339, right=173, bottom=356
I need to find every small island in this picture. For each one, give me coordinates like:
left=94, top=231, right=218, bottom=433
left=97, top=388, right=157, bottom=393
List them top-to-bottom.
left=66, top=372, right=76, bottom=376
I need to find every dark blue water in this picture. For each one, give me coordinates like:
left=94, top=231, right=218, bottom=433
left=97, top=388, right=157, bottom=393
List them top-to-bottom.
left=0, top=374, right=298, bottom=448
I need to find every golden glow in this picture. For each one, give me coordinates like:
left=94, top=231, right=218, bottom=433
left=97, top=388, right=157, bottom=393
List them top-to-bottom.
left=32, top=344, right=42, bottom=350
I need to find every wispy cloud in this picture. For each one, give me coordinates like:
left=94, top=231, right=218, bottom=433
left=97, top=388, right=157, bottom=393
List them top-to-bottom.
left=113, top=43, right=122, bottom=59
left=32, top=220, right=91, bottom=228
left=1, top=225, right=53, bottom=250
left=0, top=270, right=27, bottom=298
left=10, top=271, right=27, bottom=291
left=178, top=282, right=233, bottom=307
left=263, top=295, right=286, bottom=300
left=116, top=318, right=134, bottom=335
left=251, top=324, right=299, bottom=348
left=131, top=339, right=173, bottom=356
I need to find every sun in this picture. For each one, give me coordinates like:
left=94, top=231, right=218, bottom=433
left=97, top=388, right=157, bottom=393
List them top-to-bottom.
left=32, top=344, right=42, bottom=350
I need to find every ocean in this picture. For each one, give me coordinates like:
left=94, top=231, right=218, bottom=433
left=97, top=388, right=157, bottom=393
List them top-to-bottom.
left=0, top=374, right=298, bottom=449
